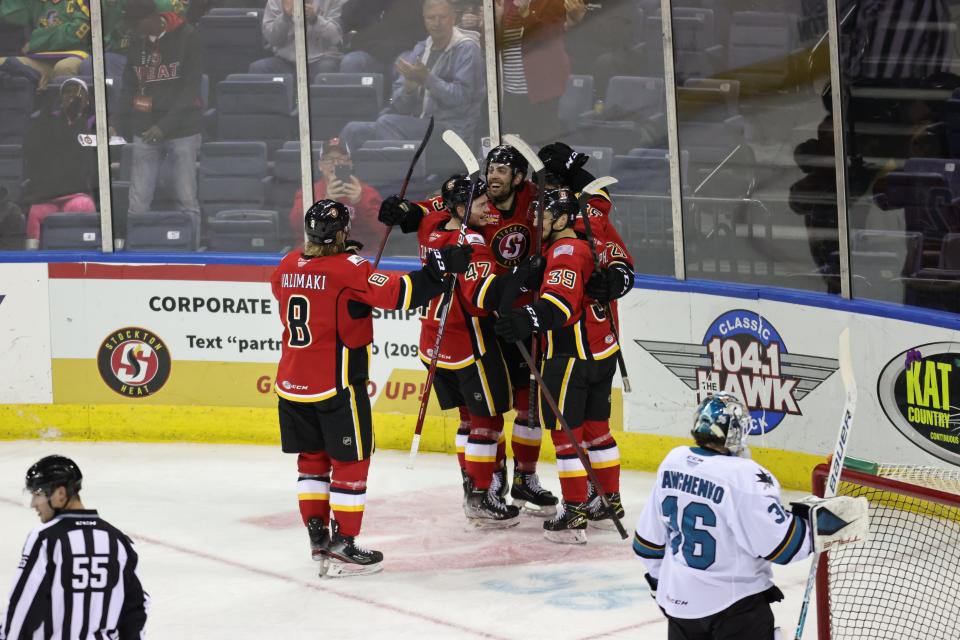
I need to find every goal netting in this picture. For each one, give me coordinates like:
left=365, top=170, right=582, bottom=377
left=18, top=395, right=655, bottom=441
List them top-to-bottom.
left=814, top=458, right=960, bottom=640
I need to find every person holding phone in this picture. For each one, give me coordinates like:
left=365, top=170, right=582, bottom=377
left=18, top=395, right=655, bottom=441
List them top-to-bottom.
left=288, top=137, right=384, bottom=249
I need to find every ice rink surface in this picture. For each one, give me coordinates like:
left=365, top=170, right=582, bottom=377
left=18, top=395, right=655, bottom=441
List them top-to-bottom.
left=0, top=441, right=816, bottom=639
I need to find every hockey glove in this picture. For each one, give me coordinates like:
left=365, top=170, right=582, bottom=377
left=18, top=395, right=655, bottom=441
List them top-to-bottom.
left=538, top=141, right=589, bottom=182
left=378, top=195, right=415, bottom=226
left=344, top=239, right=364, bottom=254
left=424, top=244, right=474, bottom=281
left=512, top=255, right=546, bottom=293
left=585, top=265, right=633, bottom=304
left=495, top=306, right=539, bottom=344
left=790, top=495, right=870, bottom=552
left=643, top=573, right=658, bottom=600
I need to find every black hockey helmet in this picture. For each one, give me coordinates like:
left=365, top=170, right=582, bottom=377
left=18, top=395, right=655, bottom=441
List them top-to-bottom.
left=485, top=144, right=528, bottom=178
left=442, top=175, right=487, bottom=213
left=532, top=188, right=579, bottom=230
left=304, top=199, right=351, bottom=245
left=25, top=455, right=83, bottom=497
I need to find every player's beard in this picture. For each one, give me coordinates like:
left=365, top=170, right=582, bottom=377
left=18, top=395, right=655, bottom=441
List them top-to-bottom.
left=487, top=182, right=514, bottom=207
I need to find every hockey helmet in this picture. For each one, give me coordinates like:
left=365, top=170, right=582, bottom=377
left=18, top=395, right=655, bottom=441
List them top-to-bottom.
left=485, top=144, right=528, bottom=178
left=442, top=175, right=487, bottom=213
left=532, top=188, right=580, bottom=230
left=304, top=199, right=351, bottom=245
left=692, top=392, right=750, bottom=456
left=25, top=455, right=83, bottom=497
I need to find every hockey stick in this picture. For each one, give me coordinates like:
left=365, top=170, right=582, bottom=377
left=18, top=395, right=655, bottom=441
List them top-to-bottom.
left=373, top=116, right=434, bottom=267
left=407, top=129, right=480, bottom=468
left=502, top=134, right=545, bottom=433
left=575, top=180, right=632, bottom=393
left=497, top=289, right=629, bottom=540
left=794, top=328, right=856, bottom=639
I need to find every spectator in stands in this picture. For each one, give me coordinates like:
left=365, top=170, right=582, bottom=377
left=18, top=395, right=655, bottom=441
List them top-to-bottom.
left=0, top=0, right=92, bottom=89
left=118, top=0, right=203, bottom=223
left=250, top=0, right=344, bottom=76
left=338, top=0, right=425, bottom=75
left=339, top=0, right=483, bottom=159
left=496, top=0, right=569, bottom=148
left=457, top=1, right=483, bottom=33
left=22, top=78, right=97, bottom=244
left=289, top=138, right=383, bottom=248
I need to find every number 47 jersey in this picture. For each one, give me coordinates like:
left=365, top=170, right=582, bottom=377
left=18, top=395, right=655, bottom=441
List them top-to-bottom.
left=633, top=446, right=813, bottom=619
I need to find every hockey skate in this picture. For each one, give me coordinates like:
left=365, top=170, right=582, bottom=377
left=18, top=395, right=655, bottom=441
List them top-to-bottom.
left=492, top=465, right=508, bottom=500
left=461, top=469, right=473, bottom=510
left=511, top=469, right=558, bottom=517
left=586, top=487, right=624, bottom=531
left=465, top=488, right=520, bottom=529
left=543, top=501, right=588, bottom=544
left=306, top=517, right=329, bottom=565
left=324, top=520, right=383, bottom=578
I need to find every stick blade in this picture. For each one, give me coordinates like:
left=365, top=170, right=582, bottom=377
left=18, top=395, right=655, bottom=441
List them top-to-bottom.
left=441, top=130, right=479, bottom=176
left=502, top=134, right=545, bottom=174
left=582, top=176, right=618, bottom=195
left=838, top=327, right=856, bottom=403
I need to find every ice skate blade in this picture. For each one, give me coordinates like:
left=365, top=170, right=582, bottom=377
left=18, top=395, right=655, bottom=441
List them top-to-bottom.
left=512, top=499, right=558, bottom=518
left=465, top=515, right=520, bottom=530
left=543, top=529, right=588, bottom=545
left=316, top=556, right=330, bottom=577
left=325, top=560, right=383, bottom=578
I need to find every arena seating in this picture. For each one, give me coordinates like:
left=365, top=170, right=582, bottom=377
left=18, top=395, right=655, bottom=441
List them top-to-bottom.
left=197, top=141, right=269, bottom=222
left=126, top=211, right=198, bottom=251
left=39, top=212, right=101, bottom=250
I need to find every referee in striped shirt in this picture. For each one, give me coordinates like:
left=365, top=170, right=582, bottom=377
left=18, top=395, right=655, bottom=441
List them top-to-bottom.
left=1, top=456, right=149, bottom=639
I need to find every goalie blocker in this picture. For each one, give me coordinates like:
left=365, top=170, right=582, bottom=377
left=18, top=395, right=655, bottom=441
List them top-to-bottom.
left=633, top=393, right=868, bottom=638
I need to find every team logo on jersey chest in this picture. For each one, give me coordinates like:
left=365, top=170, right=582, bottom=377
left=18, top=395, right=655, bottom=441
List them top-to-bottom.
left=491, top=224, right=530, bottom=267
left=636, top=310, right=839, bottom=434
left=97, top=327, right=171, bottom=398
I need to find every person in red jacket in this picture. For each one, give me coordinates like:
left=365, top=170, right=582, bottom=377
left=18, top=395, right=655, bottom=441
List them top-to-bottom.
left=289, top=138, right=383, bottom=248
left=495, top=188, right=623, bottom=545
left=272, top=198, right=470, bottom=576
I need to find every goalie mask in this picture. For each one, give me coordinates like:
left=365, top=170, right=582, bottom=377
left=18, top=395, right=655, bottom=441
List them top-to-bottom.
left=304, top=199, right=351, bottom=245
left=692, top=392, right=750, bottom=456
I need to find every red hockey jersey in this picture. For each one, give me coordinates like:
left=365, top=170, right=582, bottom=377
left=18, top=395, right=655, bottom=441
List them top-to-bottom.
left=480, top=180, right=539, bottom=272
left=416, top=211, right=497, bottom=369
left=271, top=250, right=429, bottom=402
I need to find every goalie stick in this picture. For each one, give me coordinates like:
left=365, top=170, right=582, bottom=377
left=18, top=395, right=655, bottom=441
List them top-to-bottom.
left=373, top=116, right=434, bottom=267
left=407, top=129, right=479, bottom=468
left=501, top=134, right=546, bottom=436
left=574, top=179, right=632, bottom=393
left=497, top=275, right=629, bottom=540
left=794, top=327, right=857, bottom=639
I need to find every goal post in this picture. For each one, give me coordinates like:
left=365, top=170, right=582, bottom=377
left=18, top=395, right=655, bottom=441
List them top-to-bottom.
left=813, top=457, right=960, bottom=640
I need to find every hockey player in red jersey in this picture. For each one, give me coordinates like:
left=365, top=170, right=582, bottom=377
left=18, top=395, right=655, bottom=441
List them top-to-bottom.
left=378, top=145, right=558, bottom=517
left=416, top=175, right=521, bottom=527
left=495, top=188, right=624, bottom=544
left=271, top=199, right=472, bottom=576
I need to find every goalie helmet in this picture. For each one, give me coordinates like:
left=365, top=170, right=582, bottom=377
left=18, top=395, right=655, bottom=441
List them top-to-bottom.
left=485, top=144, right=528, bottom=178
left=442, top=175, right=487, bottom=213
left=532, top=188, right=579, bottom=230
left=304, top=199, right=351, bottom=245
left=692, top=392, right=750, bottom=456
left=26, top=455, right=83, bottom=497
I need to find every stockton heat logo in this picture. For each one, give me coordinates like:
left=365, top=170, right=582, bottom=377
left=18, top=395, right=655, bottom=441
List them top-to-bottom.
left=491, top=223, right=530, bottom=268
left=636, top=310, right=839, bottom=433
left=97, top=327, right=171, bottom=397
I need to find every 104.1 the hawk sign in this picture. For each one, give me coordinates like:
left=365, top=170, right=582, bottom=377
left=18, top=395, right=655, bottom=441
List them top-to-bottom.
left=878, top=342, right=960, bottom=465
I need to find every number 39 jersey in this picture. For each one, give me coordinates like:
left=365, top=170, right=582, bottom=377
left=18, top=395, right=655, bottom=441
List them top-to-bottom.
left=271, top=250, right=438, bottom=402
left=633, top=446, right=813, bottom=619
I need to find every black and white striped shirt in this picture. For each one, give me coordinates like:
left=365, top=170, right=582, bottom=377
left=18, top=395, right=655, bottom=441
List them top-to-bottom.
left=847, top=0, right=952, bottom=79
left=1, top=510, right=149, bottom=640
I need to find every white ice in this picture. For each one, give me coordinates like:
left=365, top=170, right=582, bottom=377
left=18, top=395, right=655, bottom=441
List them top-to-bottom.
left=0, top=441, right=816, bottom=639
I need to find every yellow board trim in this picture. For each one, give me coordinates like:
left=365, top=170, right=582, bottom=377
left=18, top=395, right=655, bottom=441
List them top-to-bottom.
left=0, top=404, right=823, bottom=491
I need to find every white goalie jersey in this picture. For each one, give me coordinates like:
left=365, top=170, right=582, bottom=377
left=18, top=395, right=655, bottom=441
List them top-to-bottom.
left=633, top=446, right=814, bottom=619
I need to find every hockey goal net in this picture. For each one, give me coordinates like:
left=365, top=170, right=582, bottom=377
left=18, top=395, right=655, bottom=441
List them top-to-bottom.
left=813, top=458, right=960, bottom=640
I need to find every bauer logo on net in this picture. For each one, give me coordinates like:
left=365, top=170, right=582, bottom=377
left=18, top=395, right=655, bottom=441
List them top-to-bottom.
left=636, top=310, right=839, bottom=434
left=97, top=327, right=171, bottom=398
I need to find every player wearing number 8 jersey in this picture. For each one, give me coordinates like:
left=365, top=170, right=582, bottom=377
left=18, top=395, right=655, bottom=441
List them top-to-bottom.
left=271, top=199, right=472, bottom=576
left=2, top=456, right=148, bottom=640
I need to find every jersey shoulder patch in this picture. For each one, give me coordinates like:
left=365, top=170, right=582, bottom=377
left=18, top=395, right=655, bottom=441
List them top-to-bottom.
left=552, top=244, right=574, bottom=258
left=347, top=254, right=367, bottom=266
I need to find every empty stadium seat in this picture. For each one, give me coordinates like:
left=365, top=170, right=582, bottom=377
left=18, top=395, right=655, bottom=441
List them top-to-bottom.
left=645, top=8, right=723, bottom=81
left=725, top=12, right=801, bottom=94
left=199, top=14, right=268, bottom=87
left=313, top=72, right=385, bottom=108
left=215, top=75, right=295, bottom=151
left=558, top=75, right=595, bottom=130
left=0, top=76, right=33, bottom=145
left=577, top=76, right=665, bottom=153
left=679, top=78, right=741, bottom=121
left=308, top=84, right=380, bottom=139
left=353, top=140, right=426, bottom=193
left=198, top=141, right=269, bottom=221
left=0, top=144, right=22, bottom=202
left=269, top=145, right=318, bottom=213
left=572, top=146, right=614, bottom=178
left=614, top=148, right=690, bottom=194
left=903, top=158, right=960, bottom=196
left=874, top=171, right=956, bottom=248
left=206, top=209, right=282, bottom=252
left=126, top=211, right=198, bottom=251
left=39, top=212, right=101, bottom=250
left=852, top=229, right=924, bottom=278
left=941, top=233, right=960, bottom=269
